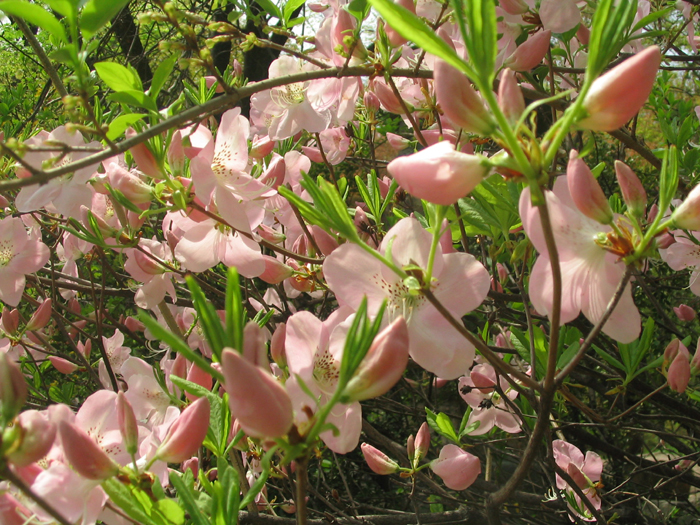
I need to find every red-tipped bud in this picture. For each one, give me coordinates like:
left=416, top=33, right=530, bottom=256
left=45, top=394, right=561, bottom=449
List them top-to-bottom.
left=504, top=30, right=551, bottom=72
left=578, top=46, right=661, bottom=131
left=434, top=59, right=495, bottom=135
left=498, top=69, right=525, bottom=124
left=126, top=128, right=163, bottom=180
left=387, top=141, right=491, bottom=206
left=567, top=150, right=613, bottom=224
left=614, top=161, right=647, bottom=217
left=672, top=184, right=700, bottom=231
left=657, top=231, right=675, bottom=250
left=259, top=255, right=294, bottom=284
left=26, top=299, right=52, bottom=332
left=674, top=304, right=696, bottom=322
left=2, top=308, right=19, bottom=335
left=124, top=316, right=146, bottom=333
left=343, top=317, right=409, bottom=402
left=270, top=323, right=287, bottom=368
left=664, top=339, right=683, bottom=362
left=221, top=349, right=293, bottom=438
left=0, top=353, right=27, bottom=423
left=48, top=356, right=78, bottom=374
left=117, top=392, right=139, bottom=455
left=156, top=397, right=210, bottom=463
left=6, top=410, right=56, bottom=467
left=58, top=420, right=120, bottom=480
left=414, top=422, right=430, bottom=461
left=361, top=443, right=399, bottom=474
left=430, top=444, right=481, bottom=490
left=182, top=457, right=199, bottom=475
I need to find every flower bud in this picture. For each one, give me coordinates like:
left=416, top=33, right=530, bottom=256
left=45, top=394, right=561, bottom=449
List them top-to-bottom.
left=384, top=0, right=415, bottom=47
left=504, top=30, right=551, bottom=72
left=578, top=46, right=661, bottom=131
left=434, top=59, right=495, bottom=135
left=498, top=69, right=525, bottom=124
left=372, top=79, right=405, bottom=114
left=364, top=91, right=380, bottom=113
left=126, top=128, right=163, bottom=180
left=386, top=132, right=410, bottom=151
left=250, top=135, right=275, bottom=159
left=388, top=141, right=490, bottom=206
left=567, top=150, right=613, bottom=224
left=259, top=154, right=286, bottom=189
left=614, top=161, right=647, bottom=218
left=672, top=184, right=700, bottom=231
left=256, top=224, right=286, bottom=244
left=310, top=225, right=339, bottom=256
left=259, top=255, right=294, bottom=284
left=26, top=299, right=52, bottom=332
left=674, top=304, right=696, bottom=322
left=2, top=307, right=19, bottom=335
left=343, top=318, right=409, bottom=402
left=270, top=323, right=287, bottom=368
left=664, top=339, right=683, bottom=362
left=221, top=348, right=293, bottom=438
left=668, top=348, right=691, bottom=393
left=0, top=353, right=27, bottom=423
left=48, top=356, right=78, bottom=374
left=186, top=363, right=213, bottom=402
left=117, top=392, right=139, bottom=456
left=157, top=398, right=210, bottom=464
left=6, top=410, right=56, bottom=467
left=58, top=421, right=120, bottom=480
left=414, top=422, right=430, bottom=461
left=406, top=434, right=415, bottom=460
left=361, top=443, right=399, bottom=474
left=430, top=444, right=481, bottom=490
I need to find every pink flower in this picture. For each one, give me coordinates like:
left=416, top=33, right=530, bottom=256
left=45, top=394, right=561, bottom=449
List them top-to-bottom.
left=538, top=0, right=581, bottom=33
left=578, top=46, right=661, bottom=131
left=387, top=141, right=491, bottom=206
left=520, top=178, right=641, bottom=343
left=671, top=184, right=700, bottom=231
left=0, top=216, right=50, bottom=306
left=324, top=217, right=490, bottom=379
left=660, top=231, right=700, bottom=296
left=673, top=304, right=696, bottom=322
left=665, top=340, right=691, bottom=393
left=221, top=348, right=293, bottom=439
left=458, top=363, right=521, bottom=435
left=156, top=397, right=210, bottom=463
left=6, top=410, right=56, bottom=467
left=552, top=440, right=603, bottom=518
left=361, top=443, right=399, bottom=474
left=430, top=444, right=481, bottom=490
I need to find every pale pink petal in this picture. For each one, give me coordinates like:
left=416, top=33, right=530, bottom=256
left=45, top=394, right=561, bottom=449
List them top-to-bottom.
left=320, top=401, right=362, bottom=454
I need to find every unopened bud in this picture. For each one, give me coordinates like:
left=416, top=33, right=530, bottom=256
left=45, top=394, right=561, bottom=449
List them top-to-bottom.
left=567, top=150, right=613, bottom=224
left=26, top=299, right=52, bottom=332
left=674, top=304, right=696, bottom=322
left=361, top=443, right=399, bottom=474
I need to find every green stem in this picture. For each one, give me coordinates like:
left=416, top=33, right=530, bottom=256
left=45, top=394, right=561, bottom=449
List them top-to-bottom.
left=425, top=206, right=447, bottom=284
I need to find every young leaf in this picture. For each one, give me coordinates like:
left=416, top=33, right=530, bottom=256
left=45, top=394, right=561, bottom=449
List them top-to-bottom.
left=80, top=0, right=131, bottom=39
left=0, top=1, right=68, bottom=42
left=149, top=54, right=179, bottom=98
left=95, top=61, right=143, bottom=92
left=186, top=275, right=227, bottom=360
left=169, top=472, right=212, bottom=525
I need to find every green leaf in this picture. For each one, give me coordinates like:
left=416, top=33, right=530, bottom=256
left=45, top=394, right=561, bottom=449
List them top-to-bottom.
left=80, top=0, right=130, bottom=39
left=255, top=0, right=282, bottom=19
left=283, top=0, right=306, bottom=23
left=347, top=0, right=369, bottom=21
left=368, top=0, right=475, bottom=78
left=0, top=1, right=67, bottom=42
left=630, top=6, right=672, bottom=34
left=149, top=54, right=179, bottom=98
left=95, top=61, right=143, bottom=92
left=108, top=90, right=158, bottom=112
left=106, top=113, right=146, bottom=140
left=659, top=146, right=679, bottom=214
left=225, top=267, right=244, bottom=352
left=186, top=275, right=227, bottom=360
left=592, top=344, right=626, bottom=372
left=425, top=408, right=459, bottom=443
left=170, top=472, right=211, bottom=525
left=102, top=479, right=160, bottom=525
left=155, top=499, right=185, bottom=525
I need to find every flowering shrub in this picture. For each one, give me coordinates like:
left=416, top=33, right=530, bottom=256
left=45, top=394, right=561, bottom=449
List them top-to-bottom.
left=1, top=0, right=700, bottom=524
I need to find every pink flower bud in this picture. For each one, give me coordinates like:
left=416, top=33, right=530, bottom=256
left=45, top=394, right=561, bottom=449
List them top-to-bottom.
left=383, top=0, right=415, bottom=46
left=500, top=0, right=528, bottom=15
left=576, top=24, right=590, bottom=45
left=504, top=30, right=551, bottom=72
left=578, top=46, right=661, bottom=131
left=233, top=59, right=243, bottom=77
left=434, top=59, right=494, bottom=135
left=498, top=69, right=525, bottom=124
left=204, top=76, right=225, bottom=93
left=372, top=79, right=404, bottom=114
left=364, top=91, right=380, bottom=113
left=126, top=128, right=163, bottom=180
left=168, top=130, right=186, bottom=176
left=386, top=132, right=410, bottom=151
left=250, top=135, right=275, bottom=159
left=387, top=141, right=491, bottom=206
left=301, top=146, right=324, bottom=163
left=567, top=150, right=613, bottom=224
left=260, top=154, right=286, bottom=189
left=614, top=160, right=647, bottom=217
left=108, top=164, right=153, bottom=205
left=672, top=184, right=700, bottom=231
left=0, top=194, right=8, bottom=208
left=439, top=218, right=455, bottom=254
left=256, top=224, right=286, bottom=245
left=310, top=225, right=339, bottom=256
left=657, top=231, right=675, bottom=250
left=259, top=255, right=294, bottom=284
left=26, top=299, right=52, bottom=332
left=674, top=304, right=696, bottom=322
left=2, top=307, right=19, bottom=335
left=124, top=316, right=145, bottom=333
left=343, top=317, right=409, bottom=402
left=242, top=322, right=268, bottom=368
left=270, top=323, right=287, bottom=367
left=79, top=339, right=92, bottom=359
left=664, top=339, right=683, bottom=362
left=691, top=340, right=700, bottom=373
left=221, top=348, right=293, bottom=438
left=668, top=348, right=691, bottom=393
left=0, top=353, right=27, bottom=422
left=48, top=356, right=78, bottom=374
left=186, top=364, right=213, bottom=402
left=117, top=392, right=139, bottom=455
left=156, top=397, right=211, bottom=463
left=7, top=410, right=56, bottom=467
left=58, top=420, right=120, bottom=480
left=414, top=422, right=430, bottom=461
left=406, top=434, right=415, bottom=459
left=361, top=443, right=399, bottom=474
left=430, top=444, right=481, bottom=490
left=182, top=457, right=199, bottom=475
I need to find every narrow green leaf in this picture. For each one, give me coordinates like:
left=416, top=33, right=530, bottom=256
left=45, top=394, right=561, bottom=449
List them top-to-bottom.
left=80, top=0, right=130, bottom=39
left=0, top=1, right=67, bottom=42
left=149, top=54, right=179, bottom=98
left=225, top=267, right=244, bottom=351
left=186, top=275, right=227, bottom=359
left=170, top=472, right=211, bottom=525
left=102, top=479, right=160, bottom=525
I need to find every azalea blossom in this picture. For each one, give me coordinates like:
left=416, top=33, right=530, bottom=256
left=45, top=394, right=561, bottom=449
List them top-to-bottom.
left=519, top=178, right=641, bottom=343
left=0, top=216, right=50, bottom=306
left=324, top=217, right=490, bottom=379
left=552, top=440, right=603, bottom=521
